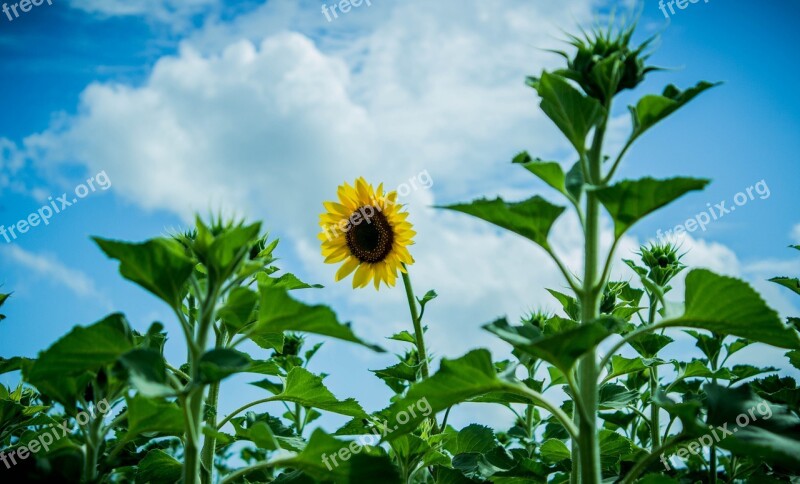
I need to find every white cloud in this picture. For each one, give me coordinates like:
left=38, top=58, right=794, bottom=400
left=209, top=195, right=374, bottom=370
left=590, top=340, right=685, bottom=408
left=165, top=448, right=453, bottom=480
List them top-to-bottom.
left=793, top=223, right=800, bottom=243
left=2, top=245, right=108, bottom=304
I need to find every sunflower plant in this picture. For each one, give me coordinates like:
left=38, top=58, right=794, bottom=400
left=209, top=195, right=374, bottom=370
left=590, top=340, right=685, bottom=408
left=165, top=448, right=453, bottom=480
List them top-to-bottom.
left=2, top=14, right=800, bottom=484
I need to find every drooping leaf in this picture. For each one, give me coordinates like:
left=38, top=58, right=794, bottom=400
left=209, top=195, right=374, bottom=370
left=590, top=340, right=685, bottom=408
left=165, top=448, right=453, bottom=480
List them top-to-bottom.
left=530, top=71, right=606, bottom=153
left=514, top=152, right=576, bottom=202
left=594, top=177, right=709, bottom=238
left=440, top=196, right=565, bottom=250
left=94, top=237, right=194, bottom=310
left=660, top=270, right=800, bottom=349
left=257, top=272, right=323, bottom=290
left=256, top=287, right=383, bottom=352
left=604, top=355, right=664, bottom=382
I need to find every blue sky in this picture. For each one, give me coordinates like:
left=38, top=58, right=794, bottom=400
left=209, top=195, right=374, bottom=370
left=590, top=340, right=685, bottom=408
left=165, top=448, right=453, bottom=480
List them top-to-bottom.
left=1, top=0, right=799, bottom=432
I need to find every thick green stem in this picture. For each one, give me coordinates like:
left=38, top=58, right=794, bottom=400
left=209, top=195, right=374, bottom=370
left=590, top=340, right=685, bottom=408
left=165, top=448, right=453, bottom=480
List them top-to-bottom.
left=575, top=97, right=610, bottom=484
left=401, top=270, right=430, bottom=380
left=200, top=380, right=220, bottom=483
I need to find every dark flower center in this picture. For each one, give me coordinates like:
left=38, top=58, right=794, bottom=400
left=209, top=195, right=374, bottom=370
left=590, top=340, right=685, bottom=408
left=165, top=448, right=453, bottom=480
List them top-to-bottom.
left=346, top=207, right=394, bottom=263
left=657, top=256, right=670, bottom=268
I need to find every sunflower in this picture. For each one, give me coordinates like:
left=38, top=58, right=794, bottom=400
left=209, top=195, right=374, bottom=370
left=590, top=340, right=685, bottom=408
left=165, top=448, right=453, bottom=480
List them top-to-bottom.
left=319, top=177, right=415, bottom=289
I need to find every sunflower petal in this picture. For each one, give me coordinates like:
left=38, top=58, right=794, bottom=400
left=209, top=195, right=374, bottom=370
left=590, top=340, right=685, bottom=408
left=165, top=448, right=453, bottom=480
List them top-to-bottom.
left=335, top=257, right=360, bottom=281
left=352, top=263, right=372, bottom=288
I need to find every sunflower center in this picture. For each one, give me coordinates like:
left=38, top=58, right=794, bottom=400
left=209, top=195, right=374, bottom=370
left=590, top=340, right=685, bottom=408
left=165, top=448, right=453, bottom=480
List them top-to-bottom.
left=346, top=207, right=394, bottom=263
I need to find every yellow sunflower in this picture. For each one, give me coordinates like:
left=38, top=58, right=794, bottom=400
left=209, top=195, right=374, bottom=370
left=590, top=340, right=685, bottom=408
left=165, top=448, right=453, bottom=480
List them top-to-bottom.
left=319, top=177, right=415, bottom=289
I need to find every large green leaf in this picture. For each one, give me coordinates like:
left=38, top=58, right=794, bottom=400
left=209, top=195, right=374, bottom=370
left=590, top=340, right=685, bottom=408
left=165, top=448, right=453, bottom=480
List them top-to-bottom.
left=530, top=72, right=605, bottom=153
left=630, top=82, right=720, bottom=139
left=594, top=177, right=709, bottom=238
left=440, top=196, right=565, bottom=250
left=94, top=237, right=194, bottom=310
left=660, top=270, right=800, bottom=349
left=218, top=287, right=259, bottom=333
left=256, top=287, right=382, bottom=352
left=25, top=314, right=133, bottom=408
left=484, top=317, right=619, bottom=373
left=271, top=367, right=367, bottom=418
left=705, top=383, right=800, bottom=471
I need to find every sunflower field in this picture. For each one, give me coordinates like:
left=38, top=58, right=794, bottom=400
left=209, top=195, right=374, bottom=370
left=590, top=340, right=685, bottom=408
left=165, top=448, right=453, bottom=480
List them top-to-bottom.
left=2, top=4, right=800, bottom=484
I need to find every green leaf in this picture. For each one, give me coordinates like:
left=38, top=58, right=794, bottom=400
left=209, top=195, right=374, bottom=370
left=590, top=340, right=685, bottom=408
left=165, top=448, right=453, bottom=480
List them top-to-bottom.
left=530, top=72, right=605, bottom=153
left=630, top=82, right=720, bottom=139
left=514, top=152, right=576, bottom=202
left=594, top=177, right=710, bottom=238
left=440, top=196, right=565, bottom=250
left=94, top=237, right=194, bottom=310
left=660, top=269, right=800, bottom=349
left=257, top=272, right=323, bottom=290
left=770, top=277, right=800, bottom=296
left=218, top=287, right=259, bottom=333
left=257, top=287, right=383, bottom=352
left=25, top=314, right=133, bottom=409
left=484, top=317, right=619, bottom=373
left=388, top=331, right=416, bottom=344
left=629, top=333, right=674, bottom=358
left=118, top=348, right=173, bottom=398
left=198, top=349, right=252, bottom=383
left=380, top=350, right=510, bottom=440
left=787, top=350, right=800, bottom=371
left=604, top=356, right=664, bottom=382
left=0, top=357, right=34, bottom=375
left=272, top=367, right=367, bottom=418
left=598, top=383, right=639, bottom=410
left=705, top=383, right=800, bottom=471
left=125, top=394, right=184, bottom=438
left=454, top=424, right=497, bottom=454
left=599, top=429, right=633, bottom=469
left=540, top=439, right=571, bottom=463
left=136, top=450, right=182, bottom=484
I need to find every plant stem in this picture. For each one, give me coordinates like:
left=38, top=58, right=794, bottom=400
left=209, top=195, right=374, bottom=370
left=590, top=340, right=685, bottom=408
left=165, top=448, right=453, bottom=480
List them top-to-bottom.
left=575, top=97, right=610, bottom=484
left=401, top=269, right=430, bottom=380
left=648, top=298, right=661, bottom=450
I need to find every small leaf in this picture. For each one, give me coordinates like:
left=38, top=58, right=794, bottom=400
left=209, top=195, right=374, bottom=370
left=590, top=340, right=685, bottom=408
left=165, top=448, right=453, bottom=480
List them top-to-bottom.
left=514, top=152, right=575, bottom=201
left=594, top=177, right=709, bottom=238
left=440, top=196, right=565, bottom=250
left=218, top=287, right=259, bottom=333
left=119, top=348, right=173, bottom=398
left=540, top=439, right=571, bottom=463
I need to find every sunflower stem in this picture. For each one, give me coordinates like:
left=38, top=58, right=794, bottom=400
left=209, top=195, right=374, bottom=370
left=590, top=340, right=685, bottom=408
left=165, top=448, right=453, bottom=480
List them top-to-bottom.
left=401, top=268, right=430, bottom=380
